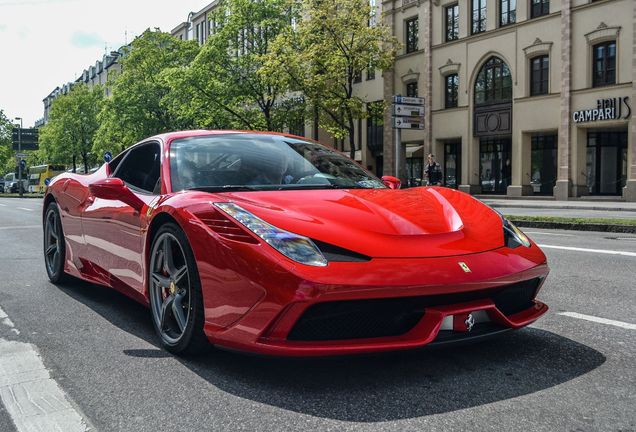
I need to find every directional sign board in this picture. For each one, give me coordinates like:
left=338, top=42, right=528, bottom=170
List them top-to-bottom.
left=392, top=95, right=425, bottom=106
left=393, top=104, right=425, bottom=117
left=393, top=117, right=425, bottom=129
left=12, top=128, right=39, bottom=150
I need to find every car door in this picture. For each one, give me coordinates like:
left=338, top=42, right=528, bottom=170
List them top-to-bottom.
left=82, top=141, right=162, bottom=294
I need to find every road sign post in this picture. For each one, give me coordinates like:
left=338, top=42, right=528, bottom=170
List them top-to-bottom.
left=391, top=96, right=425, bottom=180
left=17, top=128, right=22, bottom=197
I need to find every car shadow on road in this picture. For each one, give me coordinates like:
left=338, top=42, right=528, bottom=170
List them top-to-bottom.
left=57, top=278, right=606, bottom=423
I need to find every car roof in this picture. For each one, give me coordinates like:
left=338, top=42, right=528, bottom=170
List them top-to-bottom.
left=150, top=130, right=307, bottom=144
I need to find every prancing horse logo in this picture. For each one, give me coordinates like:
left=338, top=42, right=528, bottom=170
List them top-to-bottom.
left=458, top=262, right=471, bottom=273
left=465, top=313, right=475, bottom=332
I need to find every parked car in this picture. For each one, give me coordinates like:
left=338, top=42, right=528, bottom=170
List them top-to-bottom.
left=4, top=173, right=28, bottom=193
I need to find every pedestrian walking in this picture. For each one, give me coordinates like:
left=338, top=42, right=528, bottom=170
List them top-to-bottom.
left=424, top=154, right=443, bottom=186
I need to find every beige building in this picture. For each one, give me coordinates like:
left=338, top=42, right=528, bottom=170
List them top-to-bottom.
left=378, top=0, right=636, bottom=201
left=42, top=50, right=123, bottom=124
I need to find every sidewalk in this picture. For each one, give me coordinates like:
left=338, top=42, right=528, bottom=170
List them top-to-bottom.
left=479, top=197, right=636, bottom=220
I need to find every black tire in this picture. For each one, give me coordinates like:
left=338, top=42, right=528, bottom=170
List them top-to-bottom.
left=43, top=202, right=69, bottom=284
left=148, top=223, right=208, bottom=355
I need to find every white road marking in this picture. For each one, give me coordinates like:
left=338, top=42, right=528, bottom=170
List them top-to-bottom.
left=0, top=203, right=6, bottom=206
left=17, top=207, right=33, bottom=212
left=0, top=225, right=41, bottom=231
left=525, top=231, right=574, bottom=237
left=538, top=244, right=636, bottom=257
left=0, top=307, right=91, bottom=432
left=0, top=308, right=19, bottom=335
left=558, top=312, right=636, bottom=331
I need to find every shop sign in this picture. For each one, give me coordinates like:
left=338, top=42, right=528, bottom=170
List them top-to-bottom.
left=572, top=97, right=631, bottom=123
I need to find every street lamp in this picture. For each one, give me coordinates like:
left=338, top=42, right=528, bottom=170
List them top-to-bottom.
left=14, top=117, right=23, bottom=197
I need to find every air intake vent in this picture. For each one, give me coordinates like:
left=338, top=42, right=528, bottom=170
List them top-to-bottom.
left=195, top=209, right=259, bottom=244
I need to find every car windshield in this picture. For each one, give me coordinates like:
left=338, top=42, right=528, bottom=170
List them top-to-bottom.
left=169, top=134, right=386, bottom=192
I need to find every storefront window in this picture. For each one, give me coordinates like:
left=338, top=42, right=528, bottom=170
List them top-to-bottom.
left=586, top=130, right=627, bottom=195
left=531, top=134, right=556, bottom=195
left=480, top=138, right=511, bottom=194
left=444, top=140, right=461, bottom=189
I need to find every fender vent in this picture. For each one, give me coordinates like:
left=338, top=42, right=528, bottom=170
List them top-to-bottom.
left=195, top=209, right=259, bottom=244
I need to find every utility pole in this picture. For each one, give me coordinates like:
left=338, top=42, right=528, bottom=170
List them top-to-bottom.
left=15, top=117, right=23, bottom=197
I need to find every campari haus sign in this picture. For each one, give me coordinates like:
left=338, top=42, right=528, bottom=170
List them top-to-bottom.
left=572, top=97, right=631, bottom=123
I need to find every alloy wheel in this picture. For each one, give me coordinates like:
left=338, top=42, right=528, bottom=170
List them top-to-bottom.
left=149, top=232, right=192, bottom=344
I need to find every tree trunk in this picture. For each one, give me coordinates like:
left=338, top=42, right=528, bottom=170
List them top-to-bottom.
left=82, top=153, right=89, bottom=174
left=72, top=155, right=76, bottom=173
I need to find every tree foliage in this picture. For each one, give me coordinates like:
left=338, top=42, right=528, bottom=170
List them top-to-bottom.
left=167, top=0, right=303, bottom=132
left=266, top=0, right=398, bottom=157
left=93, top=29, right=200, bottom=155
left=39, top=84, right=104, bottom=173
left=0, top=110, right=14, bottom=174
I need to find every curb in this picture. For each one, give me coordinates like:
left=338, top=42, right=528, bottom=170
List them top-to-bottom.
left=0, top=195, right=44, bottom=199
left=488, top=203, right=636, bottom=212
left=511, top=219, right=636, bottom=234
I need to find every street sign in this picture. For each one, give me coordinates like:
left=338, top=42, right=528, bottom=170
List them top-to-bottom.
left=392, top=95, right=425, bottom=106
left=393, top=104, right=425, bottom=117
left=393, top=117, right=425, bottom=129
left=12, top=128, right=39, bottom=151
left=104, top=151, right=113, bottom=162
left=16, top=153, right=28, bottom=158
left=19, top=160, right=26, bottom=169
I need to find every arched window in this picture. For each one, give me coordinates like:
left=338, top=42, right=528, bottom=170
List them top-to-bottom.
left=474, top=57, right=512, bottom=105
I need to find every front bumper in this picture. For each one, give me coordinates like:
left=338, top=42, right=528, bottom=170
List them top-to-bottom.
left=202, top=246, right=549, bottom=357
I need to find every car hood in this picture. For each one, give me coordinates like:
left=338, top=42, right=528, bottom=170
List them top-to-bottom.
left=205, top=187, right=504, bottom=258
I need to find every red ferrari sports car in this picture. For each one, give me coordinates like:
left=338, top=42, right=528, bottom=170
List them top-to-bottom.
left=43, top=130, right=549, bottom=356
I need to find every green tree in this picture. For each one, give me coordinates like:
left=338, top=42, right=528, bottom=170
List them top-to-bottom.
left=166, top=0, right=302, bottom=131
left=266, top=0, right=398, bottom=158
left=93, top=29, right=199, bottom=155
left=39, top=84, right=104, bottom=173
left=0, top=110, right=14, bottom=175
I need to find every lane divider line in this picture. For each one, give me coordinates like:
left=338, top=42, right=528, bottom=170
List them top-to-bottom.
left=16, top=208, right=34, bottom=212
left=0, top=226, right=41, bottom=231
left=525, top=231, right=574, bottom=237
left=538, top=244, right=636, bottom=257
left=0, top=306, right=91, bottom=432
left=558, top=312, right=636, bottom=330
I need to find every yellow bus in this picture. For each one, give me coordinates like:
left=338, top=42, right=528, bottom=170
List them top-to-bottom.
left=28, top=164, right=66, bottom=193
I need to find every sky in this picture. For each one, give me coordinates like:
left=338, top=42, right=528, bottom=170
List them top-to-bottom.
left=0, top=0, right=206, bottom=127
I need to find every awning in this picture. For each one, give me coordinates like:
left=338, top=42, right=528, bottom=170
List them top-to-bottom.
left=406, top=145, right=424, bottom=159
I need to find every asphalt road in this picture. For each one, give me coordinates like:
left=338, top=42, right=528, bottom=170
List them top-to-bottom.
left=0, top=197, right=634, bottom=432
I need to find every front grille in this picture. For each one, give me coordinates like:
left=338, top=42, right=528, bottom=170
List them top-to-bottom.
left=287, top=278, right=541, bottom=342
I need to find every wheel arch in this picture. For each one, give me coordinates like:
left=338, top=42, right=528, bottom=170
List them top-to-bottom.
left=42, top=193, right=57, bottom=221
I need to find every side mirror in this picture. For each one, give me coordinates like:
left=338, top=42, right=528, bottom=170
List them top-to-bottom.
left=381, top=175, right=402, bottom=190
left=89, top=178, right=145, bottom=211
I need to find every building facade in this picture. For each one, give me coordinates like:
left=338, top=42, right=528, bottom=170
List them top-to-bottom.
left=381, top=0, right=635, bottom=200
left=42, top=50, right=123, bottom=124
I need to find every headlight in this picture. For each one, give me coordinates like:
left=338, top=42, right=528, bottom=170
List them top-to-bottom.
left=214, top=202, right=328, bottom=267
left=502, top=217, right=531, bottom=248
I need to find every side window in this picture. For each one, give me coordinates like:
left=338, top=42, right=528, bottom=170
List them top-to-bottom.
left=113, top=142, right=161, bottom=194
left=108, top=151, right=127, bottom=174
